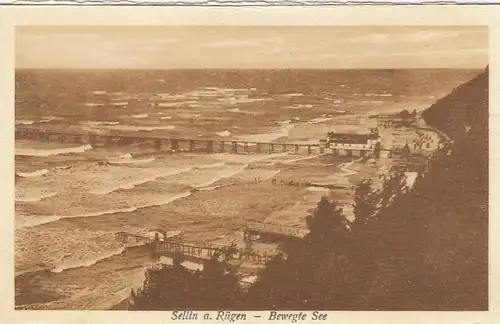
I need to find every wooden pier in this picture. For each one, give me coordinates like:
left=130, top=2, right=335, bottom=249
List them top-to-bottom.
left=16, top=127, right=378, bottom=156
left=114, top=220, right=311, bottom=267
left=114, top=229, right=280, bottom=265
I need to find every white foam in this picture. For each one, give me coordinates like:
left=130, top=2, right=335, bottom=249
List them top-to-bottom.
left=92, top=91, right=107, bottom=95
left=282, top=93, right=303, bottom=97
left=111, top=102, right=128, bottom=106
left=157, top=102, right=183, bottom=107
left=84, top=103, right=104, bottom=107
left=284, top=104, right=314, bottom=109
left=130, top=113, right=149, bottom=119
left=43, top=116, right=64, bottom=121
left=160, top=116, right=173, bottom=120
left=307, top=117, right=334, bottom=124
left=16, top=120, right=35, bottom=125
left=83, top=121, right=120, bottom=126
left=237, top=124, right=295, bottom=143
left=102, top=125, right=175, bottom=132
left=216, top=130, right=231, bottom=137
left=15, top=145, right=93, bottom=157
left=212, top=152, right=288, bottom=165
left=108, top=153, right=155, bottom=164
left=119, top=153, right=133, bottom=159
left=280, top=154, right=322, bottom=165
left=108, top=157, right=155, bottom=165
left=193, top=162, right=227, bottom=169
left=192, top=165, right=248, bottom=188
left=90, top=167, right=193, bottom=195
left=17, top=169, right=49, bottom=178
left=197, top=185, right=222, bottom=191
left=307, top=187, right=330, bottom=192
left=16, top=192, right=58, bottom=203
left=66, top=192, right=192, bottom=220
left=16, top=215, right=62, bottom=229
left=51, top=247, right=126, bottom=273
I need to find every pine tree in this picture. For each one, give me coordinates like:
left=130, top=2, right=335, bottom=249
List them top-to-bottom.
left=352, top=179, right=378, bottom=230
left=305, top=196, right=349, bottom=243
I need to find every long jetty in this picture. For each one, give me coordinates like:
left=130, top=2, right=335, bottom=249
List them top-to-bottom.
left=16, top=127, right=378, bottom=156
left=114, top=221, right=310, bottom=266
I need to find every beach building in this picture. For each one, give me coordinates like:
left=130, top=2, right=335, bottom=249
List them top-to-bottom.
left=325, top=129, right=380, bottom=148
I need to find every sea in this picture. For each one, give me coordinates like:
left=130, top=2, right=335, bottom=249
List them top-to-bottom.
left=14, top=68, right=482, bottom=309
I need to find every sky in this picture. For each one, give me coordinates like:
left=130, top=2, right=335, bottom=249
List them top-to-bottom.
left=15, top=26, right=488, bottom=69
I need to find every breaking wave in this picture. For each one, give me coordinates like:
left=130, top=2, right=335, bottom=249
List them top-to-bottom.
left=130, top=114, right=149, bottom=119
left=307, top=117, right=334, bottom=124
left=82, top=121, right=120, bottom=126
left=237, top=124, right=295, bottom=143
left=101, top=125, right=175, bottom=132
left=216, top=130, right=231, bottom=137
left=15, top=145, right=93, bottom=157
left=108, top=153, right=155, bottom=165
left=90, top=167, right=194, bottom=195
left=17, top=169, right=49, bottom=178
left=18, top=191, right=193, bottom=229
left=16, top=192, right=58, bottom=203
left=16, top=215, right=62, bottom=229
left=51, top=247, right=126, bottom=273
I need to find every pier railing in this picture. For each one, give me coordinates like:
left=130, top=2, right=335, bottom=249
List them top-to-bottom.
left=245, top=221, right=310, bottom=238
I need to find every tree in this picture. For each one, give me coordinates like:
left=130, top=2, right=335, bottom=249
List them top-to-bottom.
left=399, top=109, right=411, bottom=119
left=401, top=143, right=411, bottom=159
left=352, top=179, right=378, bottom=231
left=305, top=196, right=349, bottom=243
left=130, top=249, right=242, bottom=310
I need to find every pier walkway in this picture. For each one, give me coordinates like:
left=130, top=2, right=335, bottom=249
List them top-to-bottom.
left=16, top=127, right=378, bottom=156
left=114, top=221, right=310, bottom=266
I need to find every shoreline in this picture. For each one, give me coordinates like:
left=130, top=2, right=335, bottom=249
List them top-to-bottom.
left=15, top=104, right=445, bottom=310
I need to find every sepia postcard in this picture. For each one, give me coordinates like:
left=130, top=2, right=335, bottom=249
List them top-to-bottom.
left=0, top=4, right=499, bottom=324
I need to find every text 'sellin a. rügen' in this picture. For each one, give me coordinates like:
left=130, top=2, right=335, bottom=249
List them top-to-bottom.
left=172, top=311, right=248, bottom=322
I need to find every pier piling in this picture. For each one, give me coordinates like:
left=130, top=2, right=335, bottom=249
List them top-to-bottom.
left=155, top=139, right=162, bottom=151
left=171, top=139, right=179, bottom=151
left=206, top=140, right=214, bottom=153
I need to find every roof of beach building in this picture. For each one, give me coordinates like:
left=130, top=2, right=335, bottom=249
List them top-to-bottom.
left=327, top=132, right=379, bottom=142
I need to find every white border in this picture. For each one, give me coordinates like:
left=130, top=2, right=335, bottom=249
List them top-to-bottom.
left=1, top=5, right=498, bottom=324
